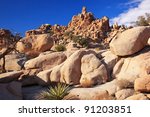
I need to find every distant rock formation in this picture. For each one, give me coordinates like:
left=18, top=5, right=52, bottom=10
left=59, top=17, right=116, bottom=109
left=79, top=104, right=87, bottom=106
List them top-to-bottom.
left=68, top=7, right=110, bottom=41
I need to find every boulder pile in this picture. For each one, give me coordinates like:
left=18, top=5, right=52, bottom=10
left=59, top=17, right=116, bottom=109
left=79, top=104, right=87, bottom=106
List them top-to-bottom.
left=0, top=7, right=150, bottom=100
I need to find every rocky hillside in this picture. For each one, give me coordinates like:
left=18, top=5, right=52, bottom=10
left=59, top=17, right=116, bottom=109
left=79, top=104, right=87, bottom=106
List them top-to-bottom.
left=0, top=7, right=150, bottom=100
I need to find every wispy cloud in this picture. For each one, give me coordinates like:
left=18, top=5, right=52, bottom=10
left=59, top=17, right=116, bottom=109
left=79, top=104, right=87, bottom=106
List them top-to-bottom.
left=111, top=0, right=150, bottom=26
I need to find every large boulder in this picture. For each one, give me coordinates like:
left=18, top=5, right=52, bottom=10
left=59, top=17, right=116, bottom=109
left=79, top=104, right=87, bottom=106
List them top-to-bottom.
left=110, top=26, right=150, bottom=56
left=16, top=34, right=54, bottom=57
left=113, top=47, right=150, bottom=83
left=60, top=50, right=96, bottom=84
left=24, top=52, right=67, bottom=70
left=0, top=53, right=27, bottom=71
left=80, top=54, right=108, bottom=87
left=36, top=63, right=64, bottom=86
left=0, top=71, right=23, bottom=83
left=134, top=76, right=150, bottom=92
left=0, top=81, right=22, bottom=100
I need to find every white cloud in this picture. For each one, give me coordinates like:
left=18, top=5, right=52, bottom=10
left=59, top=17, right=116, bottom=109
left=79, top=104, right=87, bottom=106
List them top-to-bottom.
left=111, top=0, right=150, bottom=26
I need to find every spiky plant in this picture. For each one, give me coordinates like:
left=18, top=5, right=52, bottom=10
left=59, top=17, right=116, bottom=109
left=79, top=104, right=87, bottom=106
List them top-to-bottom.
left=36, top=83, right=71, bottom=100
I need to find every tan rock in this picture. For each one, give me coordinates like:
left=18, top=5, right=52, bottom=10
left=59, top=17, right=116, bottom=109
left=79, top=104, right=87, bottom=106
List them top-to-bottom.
left=110, top=26, right=150, bottom=56
left=16, top=34, right=54, bottom=57
left=148, top=38, right=150, bottom=45
left=113, top=48, right=150, bottom=83
left=60, top=50, right=96, bottom=85
left=101, top=50, right=118, bottom=74
left=24, top=52, right=67, bottom=70
left=0, top=53, right=27, bottom=71
left=80, top=54, right=108, bottom=87
left=50, top=63, right=63, bottom=82
left=36, top=69, right=52, bottom=86
left=0, top=71, right=23, bottom=83
left=134, top=76, right=150, bottom=92
left=95, top=79, right=130, bottom=96
left=65, top=88, right=112, bottom=100
left=115, top=89, right=134, bottom=100
left=125, top=93, right=148, bottom=100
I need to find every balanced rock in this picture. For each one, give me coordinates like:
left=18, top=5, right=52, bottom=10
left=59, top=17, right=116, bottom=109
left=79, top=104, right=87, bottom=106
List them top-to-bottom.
left=110, top=26, right=150, bottom=56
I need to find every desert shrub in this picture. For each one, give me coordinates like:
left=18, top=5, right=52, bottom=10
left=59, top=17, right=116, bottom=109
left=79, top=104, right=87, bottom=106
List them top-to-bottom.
left=135, top=13, right=150, bottom=26
left=72, top=36, right=88, bottom=47
left=55, top=44, right=66, bottom=51
left=36, top=83, right=71, bottom=100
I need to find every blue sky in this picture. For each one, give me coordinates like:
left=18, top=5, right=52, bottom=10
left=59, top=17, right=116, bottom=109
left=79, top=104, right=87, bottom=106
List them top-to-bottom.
left=0, top=0, right=149, bottom=36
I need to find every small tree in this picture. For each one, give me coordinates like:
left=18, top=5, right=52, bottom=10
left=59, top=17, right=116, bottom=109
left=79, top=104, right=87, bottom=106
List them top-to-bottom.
left=135, top=13, right=150, bottom=26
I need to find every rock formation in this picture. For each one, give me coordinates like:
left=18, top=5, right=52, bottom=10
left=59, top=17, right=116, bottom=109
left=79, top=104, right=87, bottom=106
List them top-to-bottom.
left=0, top=7, right=150, bottom=100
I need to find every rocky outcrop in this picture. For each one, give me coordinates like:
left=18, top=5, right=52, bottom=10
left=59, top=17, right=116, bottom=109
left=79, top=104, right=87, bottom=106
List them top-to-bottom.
left=68, top=7, right=110, bottom=41
left=110, top=26, right=150, bottom=56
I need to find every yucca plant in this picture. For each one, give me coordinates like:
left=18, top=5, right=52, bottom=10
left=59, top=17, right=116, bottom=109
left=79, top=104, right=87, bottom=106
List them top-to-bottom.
left=36, top=83, right=72, bottom=100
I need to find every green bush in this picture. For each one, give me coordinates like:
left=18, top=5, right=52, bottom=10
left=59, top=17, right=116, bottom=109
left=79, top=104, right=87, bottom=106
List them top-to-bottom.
left=72, top=36, right=88, bottom=48
left=55, top=44, right=66, bottom=51
left=36, top=83, right=71, bottom=100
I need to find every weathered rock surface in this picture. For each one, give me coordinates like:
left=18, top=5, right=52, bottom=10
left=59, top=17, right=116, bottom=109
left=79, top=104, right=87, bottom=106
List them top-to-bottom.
left=110, top=26, right=150, bottom=56
left=16, top=34, right=54, bottom=57
left=113, top=47, right=150, bottom=83
left=60, top=50, right=87, bottom=84
left=24, top=52, right=67, bottom=70
left=0, top=53, right=27, bottom=71
left=80, top=54, right=108, bottom=87
left=36, top=69, right=52, bottom=86
left=0, top=71, right=23, bottom=83
left=134, top=76, right=150, bottom=92
left=95, top=79, right=131, bottom=96
left=0, top=81, right=22, bottom=100
left=65, top=88, right=112, bottom=100
left=115, top=89, right=134, bottom=100
left=125, top=93, right=148, bottom=100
